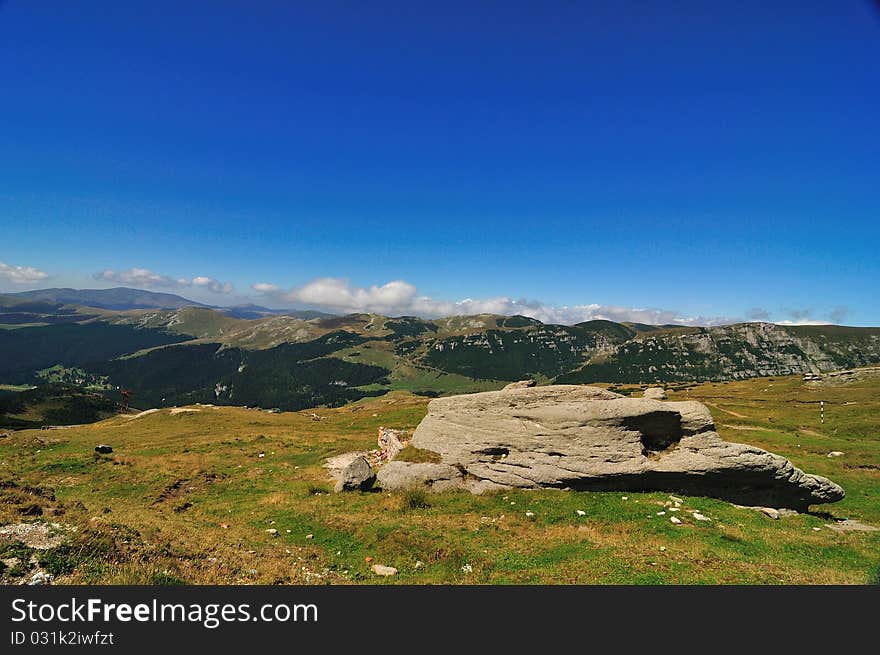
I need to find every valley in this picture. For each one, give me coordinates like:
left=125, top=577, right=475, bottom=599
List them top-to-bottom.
left=2, top=289, right=880, bottom=425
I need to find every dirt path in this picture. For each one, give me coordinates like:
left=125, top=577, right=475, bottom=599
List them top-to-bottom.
left=706, top=402, right=750, bottom=419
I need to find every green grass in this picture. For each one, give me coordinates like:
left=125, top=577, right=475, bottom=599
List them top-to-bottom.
left=1, top=373, right=879, bottom=585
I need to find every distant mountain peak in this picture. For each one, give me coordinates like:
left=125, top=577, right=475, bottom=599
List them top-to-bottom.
left=9, top=287, right=206, bottom=311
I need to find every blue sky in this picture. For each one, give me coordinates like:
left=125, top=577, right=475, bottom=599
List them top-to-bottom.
left=1, top=1, right=878, bottom=325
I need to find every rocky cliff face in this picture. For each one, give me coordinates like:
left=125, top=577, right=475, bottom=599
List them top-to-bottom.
left=554, top=323, right=880, bottom=384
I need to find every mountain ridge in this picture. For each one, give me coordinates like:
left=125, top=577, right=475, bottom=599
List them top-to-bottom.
left=2, top=291, right=879, bottom=415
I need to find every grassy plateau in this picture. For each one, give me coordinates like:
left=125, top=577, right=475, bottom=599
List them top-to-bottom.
left=1, top=372, right=878, bottom=585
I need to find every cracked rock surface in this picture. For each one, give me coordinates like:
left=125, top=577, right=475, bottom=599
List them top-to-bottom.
left=394, top=385, right=844, bottom=510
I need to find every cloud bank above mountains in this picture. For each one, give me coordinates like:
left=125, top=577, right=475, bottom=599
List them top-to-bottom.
left=0, top=260, right=849, bottom=326
left=95, top=268, right=234, bottom=295
left=250, top=277, right=738, bottom=326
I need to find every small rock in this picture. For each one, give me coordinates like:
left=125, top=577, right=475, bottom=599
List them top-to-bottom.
left=503, top=380, right=537, bottom=390
left=643, top=387, right=667, bottom=400
left=377, top=427, right=406, bottom=461
left=94, top=445, right=113, bottom=454
left=827, top=451, right=845, bottom=458
left=334, top=456, right=376, bottom=493
left=621, top=496, right=628, bottom=501
left=669, top=496, right=683, bottom=504
left=668, top=507, right=679, bottom=512
left=756, top=507, right=780, bottom=520
left=576, top=510, right=586, bottom=516
left=525, top=511, right=535, bottom=518
left=656, top=511, right=666, bottom=516
left=692, top=512, right=711, bottom=521
left=670, top=516, right=682, bottom=525
left=812, top=527, right=821, bottom=531
left=266, top=528, right=278, bottom=536
left=305, top=533, right=314, bottom=539
left=659, top=546, right=666, bottom=551
left=365, top=556, right=373, bottom=563
left=414, top=560, right=425, bottom=569
left=371, top=564, right=397, bottom=576
left=461, top=564, right=473, bottom=573
left=27, top=571, right=53, bottom=586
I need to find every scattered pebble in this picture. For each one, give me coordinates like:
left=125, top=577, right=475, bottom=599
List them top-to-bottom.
left=827, top=451, right=845, bottom=458
left=621, top=496, right=628, bottom=501
left=669, top=496, right=683, bottom=504
left=668, top=507, right=680, bottom=512
left=576, top=510, right=586, bottom=516
left=525, top=511, right=535, bottom=518
left=656, top=511, right=666, bottom=516
left=692, top=512, right=711, bottom=522
left=670, top=516, right=682, bottom=525
left=812, top=527, right=821, bottom=532
left=266, top=528, right=279, bottom=536
left=305, top=533, right=314, bottom=539
left=659, top=546, right=666, bottom=551
left=415, top=560, right=425, bottom=569
left=371, top=564, right=397, bottom=576
left=461, top=564, right=473, bottom=573
left=27, top=571, right=53, bottom=586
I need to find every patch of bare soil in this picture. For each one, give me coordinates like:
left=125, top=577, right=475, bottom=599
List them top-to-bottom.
left=152, top=472, right=226, bottom=506
left=0, top=522, right=72, bottom=549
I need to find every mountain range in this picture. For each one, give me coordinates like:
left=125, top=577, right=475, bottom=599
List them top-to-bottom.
left=1, top=287, right=879, bottom=417
left=4, top=287, right=333, bottom=319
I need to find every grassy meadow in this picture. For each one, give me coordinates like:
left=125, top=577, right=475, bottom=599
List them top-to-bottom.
left=1, top=372, right=878, bottom=585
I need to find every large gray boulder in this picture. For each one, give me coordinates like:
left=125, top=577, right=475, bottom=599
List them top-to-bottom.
left=405, top=385, right=844, bottom=510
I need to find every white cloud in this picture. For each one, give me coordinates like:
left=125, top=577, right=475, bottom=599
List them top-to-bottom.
left=0, top=261, right=50, bottom=285
left=95, top=267, right=181, bottom=289
left=95, top=268, right=234, bottom=295
left=192, top=276, right=234, bottom=295
left=257, top=277, right=736, bottom=326
left=773, top=319, right=830, bottom=326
